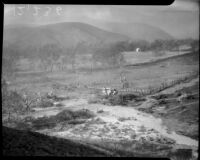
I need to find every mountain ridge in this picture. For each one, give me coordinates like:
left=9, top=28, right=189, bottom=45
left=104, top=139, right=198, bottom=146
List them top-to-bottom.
left=3, top=22, right=131, bottom=50
left=95, top=22, right=174, bottom=42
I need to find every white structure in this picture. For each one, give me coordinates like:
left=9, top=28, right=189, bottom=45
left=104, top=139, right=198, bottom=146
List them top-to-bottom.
left=136, top=48, right=140, bottom=52
left=102, top=87, right=112, bottom=96
left=53, top=102, right=60, bottom=105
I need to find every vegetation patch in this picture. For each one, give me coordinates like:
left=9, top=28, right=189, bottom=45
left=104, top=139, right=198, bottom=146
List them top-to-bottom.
left=46, top=93, right=71, bottom=101
left=91, top=93, right=146, bottom=106
left=37, top=99, right=54, bottom=108
left=55, top=103, right=65, bottom=107
left=31, top=109, right=95, bottom=130
left=55, top=109, right=95, bottom=121
left=31, top=116, right=57, bottom=130
left=118, top=117, right=132, bottom=122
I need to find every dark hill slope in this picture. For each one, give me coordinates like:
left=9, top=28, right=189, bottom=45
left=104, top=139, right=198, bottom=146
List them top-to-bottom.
left=3, top=126, right=110, bottom=156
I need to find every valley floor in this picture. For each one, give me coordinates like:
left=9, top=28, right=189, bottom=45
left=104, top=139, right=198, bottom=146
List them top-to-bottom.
left=3, top=51, right=199, bottom=158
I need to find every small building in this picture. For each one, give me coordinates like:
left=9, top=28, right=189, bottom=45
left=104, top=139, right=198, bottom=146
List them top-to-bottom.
left=136, top=48, right=140, bottom=52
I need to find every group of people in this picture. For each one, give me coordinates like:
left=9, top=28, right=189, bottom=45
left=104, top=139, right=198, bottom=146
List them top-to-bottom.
left=101, top=75, right=130, bottom=96
left=102, top=87, right=118, bottom=96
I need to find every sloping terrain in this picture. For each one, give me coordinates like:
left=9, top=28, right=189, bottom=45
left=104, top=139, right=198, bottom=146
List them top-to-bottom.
left=3, top=22, right=130, bottom=55
left=100, top=22, right=174, bottom=42
left=3, top=49, right=198, bottom=158
left=125, top=50, right=199, bottom=67
left=153, top=80, right=199, bottom=140
left=11, top=92, right=196, bottom=158
left=3, top=126, right=111, bottom=156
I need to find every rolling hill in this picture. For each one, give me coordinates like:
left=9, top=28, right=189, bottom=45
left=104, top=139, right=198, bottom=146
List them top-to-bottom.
left=3, top=22, right=130, bottom=55
left=3, top=22, right=175, bottom=59
left=98, top=22, right=174, bottom=42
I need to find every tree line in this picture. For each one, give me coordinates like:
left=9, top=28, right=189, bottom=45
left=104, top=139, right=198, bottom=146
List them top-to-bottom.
left=2, top=38, right=199, bottom=79
left=109, top=38, right=199, bottom=52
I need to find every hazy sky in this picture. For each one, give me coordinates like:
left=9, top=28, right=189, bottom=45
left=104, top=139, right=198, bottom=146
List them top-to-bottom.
left=4, top=0, right=199, bottom=39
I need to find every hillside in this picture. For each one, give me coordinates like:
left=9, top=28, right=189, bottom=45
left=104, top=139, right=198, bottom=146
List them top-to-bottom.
left=3, top=22, right=130, bottom=55
left=100, top=22, right=174, bottom=42
left=125, top=50, right=199, bottom=68
left=3, top=126, right=111, bottom=156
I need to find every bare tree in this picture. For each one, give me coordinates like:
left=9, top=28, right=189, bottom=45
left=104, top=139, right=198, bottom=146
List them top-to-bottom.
left=20, top=89, right=39, bottom=113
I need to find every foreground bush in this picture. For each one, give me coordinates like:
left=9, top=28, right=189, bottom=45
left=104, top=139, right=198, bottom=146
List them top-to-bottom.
left=2, top=88, right=28, bottom=123
left=37, top=99, right=54, bottom=108
left=31, top=109, right=95, bottom=130
left=54, top=109, right=95, bottom=122
left=31, top=116, right=57, bottom=130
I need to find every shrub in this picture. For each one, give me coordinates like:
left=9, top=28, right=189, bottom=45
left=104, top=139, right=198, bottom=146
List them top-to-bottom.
left=2, top=88, right=27, bottom=122
left=19, top=89, right=41, bottom=112
left=89, top=93, right=143, bottom=106
left=108, top=94, right=141, bottom=106
left=152, top=94, right=169, bottom=100
left=186, top=94, right=196, bottom=100
left=50, top=95, right=70, bottom=101
left=108, top=95, right=125, bottom=105
left=38, top=99, right=54, bottom=108
left=158, top=100, right=167, bottom=105
left=55, top=103, right=65, bottom=107
left=31, top=109, right=95, bottom=130
left=53, top=109, right=95, bottom=123
left=70, top=109, right=95, bottom=119
left=97, top=109, right=104, bottom=113
left=54, top=110, right=74, bottom=122
left=3, top=114, right=23, bottom=127
left=23, top=116, right=36, bottom=123
left=31, top=116, right=57, bottom=130
left=118, top=117, right=131, bottom=122
left=68, top=119, right=86, bottom=125
left=15, top=121, right=32, bottom=131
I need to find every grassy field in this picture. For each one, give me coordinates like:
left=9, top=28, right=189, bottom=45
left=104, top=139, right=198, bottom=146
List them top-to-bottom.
left=123, top=50, right=189, bottom=65
left=8, top=51, right=199, bottom=92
